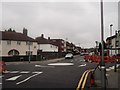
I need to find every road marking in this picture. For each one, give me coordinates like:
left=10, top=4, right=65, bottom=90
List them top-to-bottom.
left=71, top=60, right=73, bottom=62
left=48, top=63, right=74, bottom=66
left=78, top=64, right=86, bottom=67
left=35, top=65, right=54, bottom=68
left=106, top=68, right=111, bottom=72
left=76, top=69, right=93, bottom=90
left=76, top=70, right=88, bottom=90
left=81, top=70, right=91, bottom=88
left=4, top=71, right=10, bottom=73
left=9, top=71, right=19, bottom=73
left=20, top=71, right=30, bottom=74
left=16, top=72, right=43, bottom=85
left=32, top=72, right=43, bottom=74
left=106, top=74, right=109, bottom=77
left=6, top=75, right=22, bottom=81
left=0, top=76, right=3, bottom=78
left=0, top=83, right=2, bottom=85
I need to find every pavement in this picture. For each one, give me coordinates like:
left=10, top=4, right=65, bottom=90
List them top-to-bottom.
left=5, top=57, right=65, bottom=65
left=93, top=63, right=120, bottom=89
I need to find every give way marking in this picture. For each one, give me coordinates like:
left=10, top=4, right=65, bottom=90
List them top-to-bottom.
left=78, top=64, right=86, bottom=67
left=16, top=72, right=43, bottom=85
left=6, top=75, right=22, bottom=81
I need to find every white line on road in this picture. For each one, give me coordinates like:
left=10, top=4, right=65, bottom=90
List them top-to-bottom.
left=70, top=60, right=73, bottom=62
left=48, top=63, right=74, bottom=66
left=78, top=64, right=86, bottom=67
left=35, top=65, right=54, bottom=68
left=4, top=71, right=10, bottom=73
left=9, top=71, right=19, bottom=74
left=20, top=71, right=30, bottom=74
left=16, top=72, right=43, bottom=85
left=6, top=75, right=22, bottom=81
left=0, top=76, right=3, bottom=78
left=0, top=83, right=2, bottom=85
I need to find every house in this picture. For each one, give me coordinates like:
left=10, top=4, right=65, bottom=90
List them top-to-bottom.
left=0, top=28, right=38, bottom=57
left=106, top=30, right=120, bottom=55
left=35, top=34, right=58, bottom=52
left=50, top=39, right=66, bottom=53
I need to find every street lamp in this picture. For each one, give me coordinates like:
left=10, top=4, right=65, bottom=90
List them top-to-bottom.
left=100, top=0, right=106, bottom=88
left=110, top=24, right=113, bottom=56
left=28, top=41, right=31, bottom=63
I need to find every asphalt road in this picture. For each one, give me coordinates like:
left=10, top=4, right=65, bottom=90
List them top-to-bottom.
left=1, top=55, right=115, bottom=89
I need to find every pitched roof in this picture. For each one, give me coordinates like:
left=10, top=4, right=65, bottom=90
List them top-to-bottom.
left=0, top=31, right=36, bottom=42
left=106, top=35, right=116, bottom=41
left=35, top=37, right=57, bottom=46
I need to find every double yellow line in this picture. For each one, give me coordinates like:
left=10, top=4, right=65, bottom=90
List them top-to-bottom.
left=76, top=69, right=93, bottom=90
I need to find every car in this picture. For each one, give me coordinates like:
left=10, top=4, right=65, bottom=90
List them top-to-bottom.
left=65, top=53, right=73, bottom=59
left=0, top=61, right=7, bottom=74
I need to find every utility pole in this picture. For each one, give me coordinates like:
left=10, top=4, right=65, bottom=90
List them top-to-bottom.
left=100, top=0, right=106, bottom=89
left=110, top=24, right=113, bottom=56
left=28, top=41, right=31, bottom=63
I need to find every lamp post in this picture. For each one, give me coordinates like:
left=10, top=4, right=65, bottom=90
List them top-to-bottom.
left=100, top=0, right=106, bottom=88
left=110, top=24, right=113, bottom=56
left=28, top=41, right=31, bottom=63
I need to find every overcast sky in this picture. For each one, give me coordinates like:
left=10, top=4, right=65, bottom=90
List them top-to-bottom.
left=1, top=0, right=119, bottom=48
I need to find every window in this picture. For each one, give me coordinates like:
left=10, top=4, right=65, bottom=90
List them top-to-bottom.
left=7, top=40, right=11, bottom=45
left=17, top=41, right=21, bottom=45
left=26, top=41, right=33, bottom=45
left=26, top=41, right=29, bottom=45
left=50, top=45, right=53, bottom=48
left=8, top=49, right=19, bottom=56
left=26, top=51, right=33, bottom=55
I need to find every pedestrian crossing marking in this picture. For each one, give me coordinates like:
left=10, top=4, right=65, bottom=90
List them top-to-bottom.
left=6, top=75, right=22, bottom=81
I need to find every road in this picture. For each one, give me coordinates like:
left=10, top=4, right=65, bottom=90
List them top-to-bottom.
left=2, top=55, right=115, bottom=89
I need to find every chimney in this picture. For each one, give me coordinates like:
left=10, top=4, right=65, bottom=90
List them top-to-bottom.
left=23, top=28, right=27, bottom=36
left=41, top=34, right=44, bottom=38
left=48, top=37, right=50, bottom=40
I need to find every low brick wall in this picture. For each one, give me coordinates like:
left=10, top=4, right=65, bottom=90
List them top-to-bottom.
left=1, top=52, right=66, bottom=62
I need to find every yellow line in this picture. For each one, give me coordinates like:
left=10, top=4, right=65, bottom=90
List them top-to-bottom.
left=76, top=70, right=88, bottom=90
left=81, top=70, right=92, bottom=89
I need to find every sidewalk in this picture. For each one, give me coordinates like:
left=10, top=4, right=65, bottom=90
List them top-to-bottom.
left=5, top=57, right=64, bottom=65
left=94, top=64, right=120, bottom=89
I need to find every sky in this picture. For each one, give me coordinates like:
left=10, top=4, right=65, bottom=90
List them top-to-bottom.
left=1, top=0, right=119, bottom=48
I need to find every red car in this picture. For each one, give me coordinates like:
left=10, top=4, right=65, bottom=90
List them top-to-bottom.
left=0, top=61, right=7, bottom=74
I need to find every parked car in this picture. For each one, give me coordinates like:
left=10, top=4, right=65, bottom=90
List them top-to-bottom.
left=65, top=53, right=73, bottom=59
left=0, top=61, right=7, bottom=74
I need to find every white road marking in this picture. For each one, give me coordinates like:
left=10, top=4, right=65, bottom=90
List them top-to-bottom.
left=70, top=60, right=73, bottom=62
left=48, top=63, right=74, bottom=66
left=78, top=64, right=86, bottom=67
left=35, top=65, right=54, bottom=68
left=106, top=68, right=111, bottom=72
left=4, top=71, right=10, bottom=73
left=9, top=71, right=19, bottom=74
left=20, top=71, right=30, bottom=74
left=16, top=72, right=43, bottom=85
left=106, top=74, right=109, bottom=76
left=6, top=75, right=22, bottom=81
left=0, top=76, right=3, bottom=78
left=0, top=83, right=2, bottom=85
